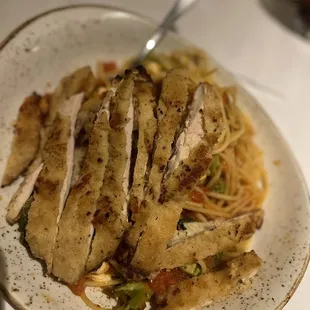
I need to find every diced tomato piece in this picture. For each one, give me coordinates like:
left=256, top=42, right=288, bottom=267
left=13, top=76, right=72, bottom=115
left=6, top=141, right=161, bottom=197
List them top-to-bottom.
left=103, top=61, right=117, bottom=73
left=189, top=190, right=205, bottom=203
left=148, top=269, right=187, bottom=297
left=68, top=277, right=86, bottom=296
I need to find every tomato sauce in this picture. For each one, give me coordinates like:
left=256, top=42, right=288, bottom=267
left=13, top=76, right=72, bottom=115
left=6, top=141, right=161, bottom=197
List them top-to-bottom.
left=148, top=269, right=188, bottom=297
left=68, top=277, right=86, bottom=296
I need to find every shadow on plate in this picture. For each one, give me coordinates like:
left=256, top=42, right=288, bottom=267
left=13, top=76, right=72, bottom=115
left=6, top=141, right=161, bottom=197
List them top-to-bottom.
left=260, top=0, right=310, bottom=39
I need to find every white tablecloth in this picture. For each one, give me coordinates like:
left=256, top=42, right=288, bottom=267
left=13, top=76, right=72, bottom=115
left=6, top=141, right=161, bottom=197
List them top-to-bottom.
left=1, top=0, right=309, bottom=309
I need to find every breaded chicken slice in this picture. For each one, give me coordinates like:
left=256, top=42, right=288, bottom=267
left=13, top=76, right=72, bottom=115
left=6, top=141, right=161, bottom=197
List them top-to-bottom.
left=47, top=66, right=96, bottom=127
left=129, top=67, right=157, bottom=218
left=6, top=68, right=97, bottom=223
left=116, top=68, right=159, bottom=259
left=147, top=69, right=193, bottom=201
left=86, top=72, right=135, bottom=271
left=161, top=83, right=225, bottom=202
left=52, top=91, right=113, bottom=284
left=2, top=93, right=42, bottom=186
left=26, top=93, right=83, bottom=272
left=130, top=200, right=182, bottom=270
left=130, top=210, right=263, bottom=273
left=159, top=210, right=263, bottom=270
left=161, top=251, right=263, bottom=310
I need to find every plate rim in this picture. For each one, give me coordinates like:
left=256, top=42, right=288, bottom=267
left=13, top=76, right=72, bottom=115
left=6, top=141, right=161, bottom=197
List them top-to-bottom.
left=0, top=4, right=309, bottom=310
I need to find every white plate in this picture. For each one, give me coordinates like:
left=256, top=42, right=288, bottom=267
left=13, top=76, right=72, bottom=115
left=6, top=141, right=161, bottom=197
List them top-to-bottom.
left=0, top=5, right=309, bottom=310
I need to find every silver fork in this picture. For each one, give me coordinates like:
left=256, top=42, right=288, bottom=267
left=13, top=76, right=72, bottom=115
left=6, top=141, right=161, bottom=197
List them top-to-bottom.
left=133, top=0, right=199, bottom=66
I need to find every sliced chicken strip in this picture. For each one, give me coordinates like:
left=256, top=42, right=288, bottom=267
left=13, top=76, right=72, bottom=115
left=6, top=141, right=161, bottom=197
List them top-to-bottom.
left=47, top=66, right=96, bottom=127
left=5, top=68, right=97, bottom=223
left=119, top=68, right=158, bottom=256
left=129, top=68, right=157, bottom=217
left=115, top=70, right=193, bottom=265
left=147, top=70, right=193, bottom=201
left=86, top=72, right=135, bottom=272
left=71, top=78, right=122, bottom=187
left=118, top=81, right=219, bottom=265
left=161, top=83, right=225, bottom=202
left=166, top=83, right=206, bottom=173
left=202, top=83, right=225, bottom=145
left=52, top=91, right=113, bottom=284
left=2, top=93, right=42, bottom=186
left=26, top=93, right=83, bottom=272
left=75, top=97, right=103, bottom=141
left=161, top=140, right=212, bottom=202
left=6, top=161, right=43, bottom=224
left=115, top=200, right=151, bottom=267
left=130, top=200, right=182, bottom=270
left=169, top=205, right=263, bottom=247
left=130, top=210, right=263, bottom=273
left=157, top=210, right=263, bottom=271
left=168, top=211, right=262, bottom=247
left=161, top=251, right=263, bottom=310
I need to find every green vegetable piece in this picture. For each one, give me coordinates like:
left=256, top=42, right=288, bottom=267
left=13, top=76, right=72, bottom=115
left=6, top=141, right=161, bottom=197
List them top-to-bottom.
left=209, top=154, right=220, bottom=177
left=212, top=179, right=226, bottom=194
left=180, top=263, right=202, bottom=277
left=115, top=282, right=153, bottom=310
left=129, top=289, right=149, bottom=309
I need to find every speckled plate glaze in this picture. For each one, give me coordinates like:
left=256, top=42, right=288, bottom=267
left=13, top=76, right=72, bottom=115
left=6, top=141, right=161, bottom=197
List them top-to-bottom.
left=0, top=5, right=309, bottom=310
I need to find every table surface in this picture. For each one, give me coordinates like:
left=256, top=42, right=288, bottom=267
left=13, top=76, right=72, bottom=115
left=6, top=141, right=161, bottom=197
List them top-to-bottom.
left=0, top=0, right=309, bottom=309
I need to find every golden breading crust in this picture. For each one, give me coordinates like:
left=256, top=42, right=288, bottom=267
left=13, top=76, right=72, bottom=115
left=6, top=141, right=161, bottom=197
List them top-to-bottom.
left=47, top=66, right=96, bottom=127
left=5, top=68, right=97, bottom=224
left=121, top=68, right=158, bottom=256
left=129, top=68, right=157, bottom=217
left=147, top=70, right=193, bottom=201
left=86, top=73, right=134, bottom=272
left=203, top=83, right=225, bottom=145
left=52, top=92, right=112, bottom=284
left=2, top=93, right=42, bottom=186
left=26, top=94, right=83, bottom=272
left=160, top=140, right=212, bottom=202
left=130, top=200, right=182, bottom=272
left=130, top=210, right=263, bottom=273
left=162, top=251, right=263, bottom=310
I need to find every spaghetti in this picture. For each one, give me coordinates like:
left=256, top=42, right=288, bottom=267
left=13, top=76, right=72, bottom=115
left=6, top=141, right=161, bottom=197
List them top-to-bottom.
left=140, top=49, right=268, bottom=221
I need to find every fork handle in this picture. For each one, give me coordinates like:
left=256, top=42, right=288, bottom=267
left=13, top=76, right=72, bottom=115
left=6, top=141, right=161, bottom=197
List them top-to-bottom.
left=136, top=0, right=199, bottom=64
left=161, top=0, right=199, bottom=29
